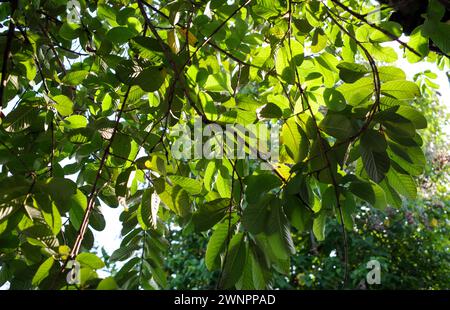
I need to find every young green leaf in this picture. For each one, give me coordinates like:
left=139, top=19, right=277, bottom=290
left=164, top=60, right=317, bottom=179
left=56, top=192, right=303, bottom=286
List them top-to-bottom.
left=218, top=232, right=247, bottom=289
left=76, top=253, right=105, bottom=269
left=32, top=257, right=54, bottom=286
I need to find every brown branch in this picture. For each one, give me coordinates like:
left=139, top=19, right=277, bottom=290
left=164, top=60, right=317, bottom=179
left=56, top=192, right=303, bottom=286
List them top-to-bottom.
left=285, top=0, right=351, bottom=286
left=325, top=7, right=382, bottom=146
left=37, top=9, right=62, bottom=25
left=39, top=24, right=66, bottom=74
left=46, top=30, right=89, bottom=56
left=66, top=86, right=132, bottom=261
left=216, top=164, right=236, bottom=289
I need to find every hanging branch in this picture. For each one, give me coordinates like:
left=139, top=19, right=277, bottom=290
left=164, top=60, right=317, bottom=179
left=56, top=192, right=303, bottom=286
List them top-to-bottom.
left=284, top=0, right=351, bottom=286
left=325, top=6, right=382, bottom=140
left=66, top=86, right=132, bottom=262
left=216, top=163, right=236, bottom=289
left=138, top=230, right=147, bottom=288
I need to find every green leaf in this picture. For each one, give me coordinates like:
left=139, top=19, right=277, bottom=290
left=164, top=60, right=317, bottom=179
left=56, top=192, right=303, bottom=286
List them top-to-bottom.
left=253, top=0, right=280, bottom=19
left=427, top=0, right=446, bottom=20
left=424, top=20, right=450, bottom=54
left=369, top=21, right=402, bottom=42
left=59, top=22, right=81, bottom=40
left=406, top=26, right=429, bottom=63
left=106, top=27, right=137, bottom=44
left=311, top=28, right=327, bottom=53
left=130, top=36, right=165, bottom=60
left=276, top=44, right=294, bottom=84
left=364, top=44, right=398, bottom=62
left=314, top=52, right=338, bottom=87
left=19, top=57, right=36, bottom=81
left=336, top=62, right=368, bottom=83
left=135, top=66, right=166, bottom=92
left=378, top=66, right=406, bottom=82
left=62, top=70, right=89, bottom=86
left=204, top=72, right=232, bottom=93
left=337, top=77, right=373, bottom=106
left=381, top=80, right=420, bottom=99
left=323, top=88, right=346, bottom=111
left=51, top=95, right=74, bottom=116
left=257, top=102, right=283, bottom=119
left=2, top=103, right=37, bottom=132
left=395, top=106, right=427, bottom=129
left=320, top=114, right=358, bottom=140
left=62, top=115, right=88, bottom=129
left=281, top=118, right=309, bottom=162
left=383, top=118, right=416, bottom=139
left=360, top=129, right=387, bottom=152
left=360, top=130, right=390, bottom=183
left=110, top=132, right=132, bottom=165
left=308, top=139, right=338, bottom=184
left=360, top=140, right=390, bottom=183
left=387, top=143, right=425, bottom=176
left=203, top=161, right=217, bottom=191
left=216, top=166, right=232, bottom=198
left=386, top=169, right=417, bottom=200
left=245, top=174, right=281, bottom=204
left=169, top=175, right=203, bottom=195
left=348, top=176, right=387, bottom=209
left=43, top=178, right=81, bottom=214
left=154, top=179, right=191, bottom=217
left=380, top=179, right=402, bottom=208
left=67, top=189, right=88, bottom=217
left=137, top=190, right=152, bottom=230
left=340, top=191, right=356, bottom=230
left=242, top=194, right=273, bottom=234
left=284, top=195, right=312, bottom=232
left=192, top=198, right=229, bottom=232
left=266, top=199, right=295, bottom=259
left=41, top=201, right=61, bottom=235
left=69, top=202, right=84, bottom=230
left=90, top=209, right=106, bottom=232
left=313, top=211, right=326, bottom=241
left=205, top=221, right=232, bottom=271
left=24, top=224, right=59, bottom=248
left=218, top=232, right=247, bottom=289
left=110, top=243, right=140, bottom=262
left=250, top=250, right=268, bottom=289
left=76, top=253, right=105, bottom=269
left=32, top=257, right=54, bottom=286
left=0, top=265, right=12, bottom=286
left=97, top=277, right=118, bottom=290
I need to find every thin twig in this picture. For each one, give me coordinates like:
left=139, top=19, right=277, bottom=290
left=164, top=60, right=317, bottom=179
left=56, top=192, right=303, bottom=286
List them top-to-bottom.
left=286, top=0, right=350, bottom=286
left=66, top=86, right=132, bottom=262
left=216, top=163, right=236, bottom=289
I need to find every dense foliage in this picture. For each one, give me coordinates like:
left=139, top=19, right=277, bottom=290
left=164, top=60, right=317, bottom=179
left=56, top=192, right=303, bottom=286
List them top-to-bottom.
left=0, top=0, right=449, bottom=289
left=123, top=85, right=450, bottom=290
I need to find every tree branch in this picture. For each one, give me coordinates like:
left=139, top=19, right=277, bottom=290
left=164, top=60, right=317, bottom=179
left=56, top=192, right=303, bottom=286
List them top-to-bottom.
left=286, top=0, right=350, bottom=286
left=66, top=86, right=132, bottom=262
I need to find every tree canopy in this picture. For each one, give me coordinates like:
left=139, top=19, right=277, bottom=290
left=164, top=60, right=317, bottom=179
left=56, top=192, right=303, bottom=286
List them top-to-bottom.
left=0, top=0, right=449, bottom=290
